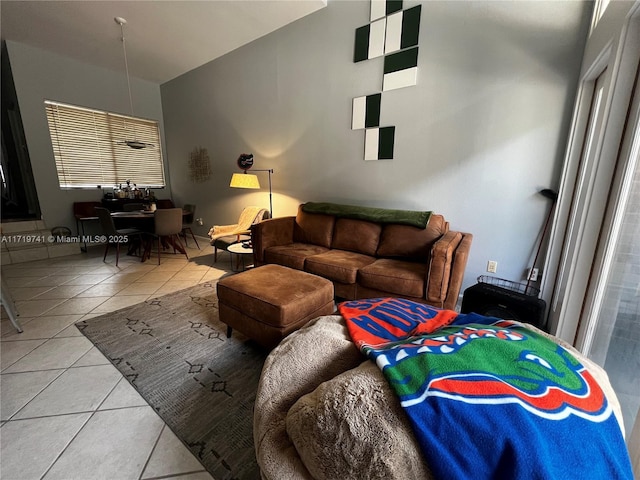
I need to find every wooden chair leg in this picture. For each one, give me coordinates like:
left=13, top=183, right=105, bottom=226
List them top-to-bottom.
left=189, top=228, right=200, bottom=249
left=134, top=234, right=142, bottom=257
left=174, top=234, right=188, bottom=260
left=144, top=235, right=152, bottom=261
left=157, top=238, right=161, bottom=265
left=145, top=240, right=150, bottom=261
left=115, top=242, right=120, bottom=267
left=103, top=243, right=110, bottom=262
left=214, top=246, right=218, bottom=262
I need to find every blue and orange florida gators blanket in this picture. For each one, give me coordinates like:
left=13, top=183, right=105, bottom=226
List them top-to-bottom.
left=339, top=297, right=633, bottom=480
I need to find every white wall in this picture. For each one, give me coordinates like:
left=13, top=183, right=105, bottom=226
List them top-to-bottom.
left=160, top=0, right=591, bottom=293
left=5, top=40, right=169, bottom=232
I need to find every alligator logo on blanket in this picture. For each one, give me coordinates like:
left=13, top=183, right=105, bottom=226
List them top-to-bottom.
left=340, top=298, right=612, bottom=423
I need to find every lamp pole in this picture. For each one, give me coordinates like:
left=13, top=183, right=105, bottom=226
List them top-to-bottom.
left=252, top=169, right=274, bottom=216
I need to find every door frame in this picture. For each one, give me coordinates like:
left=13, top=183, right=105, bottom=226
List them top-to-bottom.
left=542, top=2, right=640, bottom=346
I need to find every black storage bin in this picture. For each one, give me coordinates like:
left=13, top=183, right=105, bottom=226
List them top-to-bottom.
left=461, top=276, right=547, bottom=330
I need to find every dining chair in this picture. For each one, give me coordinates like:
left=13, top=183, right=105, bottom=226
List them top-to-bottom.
left=155, top=199, right=175, bottom=209
left=73, top=201, right=101, bottom=252
left=123, top=203, right=145, bottom=212
left=181, top=204, right=200, bottom=249
left=95, top=207, right=144, bottom=266
left=148, top=208, right=188, bottom=264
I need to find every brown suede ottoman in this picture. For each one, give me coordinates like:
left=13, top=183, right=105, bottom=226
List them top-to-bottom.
left=216, top=264, right=335, bottom=349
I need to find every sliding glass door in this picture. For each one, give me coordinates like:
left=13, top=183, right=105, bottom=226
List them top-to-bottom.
left=579, top=63, right=640, bottom=437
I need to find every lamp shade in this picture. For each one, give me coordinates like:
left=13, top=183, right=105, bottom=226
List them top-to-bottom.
left=230, top=173, right=260, bottom=189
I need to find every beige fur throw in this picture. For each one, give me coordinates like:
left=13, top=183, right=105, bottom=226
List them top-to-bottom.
left=208, top=206, right=266, bottom=241
left=254, top=315, right=623, bottom=480
left=286, top=360, right=432, bottom=480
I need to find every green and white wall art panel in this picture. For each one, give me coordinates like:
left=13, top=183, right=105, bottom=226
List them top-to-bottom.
left=352, top=0, right=421, bottom=161
left=370, top=0, right=402, bottom=22
left=384, top=5, right=421, bottom=54
left=354, top=18, right=387, bottom=62
left=383, top=46, right=419, bottom=91
left=352, top=93, right=381, bottom=130
left=365, top=126, right=395, bottom=161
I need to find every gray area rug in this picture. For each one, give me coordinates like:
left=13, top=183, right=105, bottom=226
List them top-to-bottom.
left=76, top=282, right=266, bottom=480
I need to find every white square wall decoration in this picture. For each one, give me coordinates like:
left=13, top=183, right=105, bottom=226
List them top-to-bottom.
left=370, top=0, right=387, bottom=21
left=385, top=11, right=403, bottom=54
left=368, top=18, right=386, bottom=59
left=383, top=67, right=418, bottom=91
left=352, top=96, right=367, bottom=130
left=364, top=128, right=380, bottom=160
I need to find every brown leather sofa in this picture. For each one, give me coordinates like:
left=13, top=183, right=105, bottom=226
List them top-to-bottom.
left=252, top=203, right=472, bottom=310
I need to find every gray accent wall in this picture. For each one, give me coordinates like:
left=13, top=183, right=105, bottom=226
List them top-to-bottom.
left=161, top=0, right=592, bottom=293
left=5, top=40, right=169, bottom=232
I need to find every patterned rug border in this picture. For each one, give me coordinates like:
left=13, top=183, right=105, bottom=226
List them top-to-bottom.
left=76, top=281, right=266, bottom=480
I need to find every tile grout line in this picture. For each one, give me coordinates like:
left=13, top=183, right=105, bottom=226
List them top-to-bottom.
left=1, top=334, right=93, bottom=371
left=0, top=339, right=48, bottom=373
left=1, top=368, right=67, bottom=422
left=2, top=403, right=157, bottom=424
left=37, top=409, right=99, bottom=480
left=0, top=410, right=98, bottom=424
left=137, top=423, right=167, bottom=480
left=143, top=469, right=211, bottom=480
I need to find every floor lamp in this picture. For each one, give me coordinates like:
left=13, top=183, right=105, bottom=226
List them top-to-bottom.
left=230, top=155, right=274, bottom=216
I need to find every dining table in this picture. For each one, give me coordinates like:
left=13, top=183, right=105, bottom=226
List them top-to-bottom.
left=110, top=210, right=187, bottom=261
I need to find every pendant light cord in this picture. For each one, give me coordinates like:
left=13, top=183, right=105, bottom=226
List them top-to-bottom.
left=114, top=16, right=151, bottom=149
left=118, top=21, right=135, bottom=118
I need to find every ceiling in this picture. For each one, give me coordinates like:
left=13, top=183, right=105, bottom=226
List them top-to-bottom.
left=0, top=0, right=327, bottom=84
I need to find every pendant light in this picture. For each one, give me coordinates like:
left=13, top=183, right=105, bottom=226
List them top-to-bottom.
left=114, top=16, right=153, bottom=149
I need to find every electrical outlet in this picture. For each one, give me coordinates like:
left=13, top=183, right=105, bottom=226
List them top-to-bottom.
left=196, top=217, right=204, bottom=226
left=487, top=260, right=498, bottom=273
left=527, top=268, right=539, bottom=281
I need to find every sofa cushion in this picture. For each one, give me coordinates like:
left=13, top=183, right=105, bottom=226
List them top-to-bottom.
left=293, top=209, right=335, bottom=248
left=376, top=214, right=447, bottom=260
left=331, top=218, right=382, bottom=256
left=265, top=243, right=329, bottom=271
left=305, top=250, right=376, bottom=284
left=358, top=258, right=427, bottom=298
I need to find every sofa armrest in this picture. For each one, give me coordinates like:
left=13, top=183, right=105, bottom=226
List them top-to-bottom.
left=252, top=216, right=296, bottom=266
left=426, top=231, right=473, bottom=310
left=443, top=233, right=472, bottom=310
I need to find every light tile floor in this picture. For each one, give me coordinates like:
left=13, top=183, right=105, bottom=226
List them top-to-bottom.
left=1, top=240, right=236, bottom=480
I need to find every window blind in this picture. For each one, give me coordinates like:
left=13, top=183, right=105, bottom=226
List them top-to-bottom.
left=45, top=100, right=165, bottom=188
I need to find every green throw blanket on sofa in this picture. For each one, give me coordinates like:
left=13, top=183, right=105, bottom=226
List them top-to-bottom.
left=301, top=202, right=432, bottom=229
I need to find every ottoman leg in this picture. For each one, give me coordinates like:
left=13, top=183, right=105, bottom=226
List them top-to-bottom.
left=226, top=325, right=233, bottom=338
